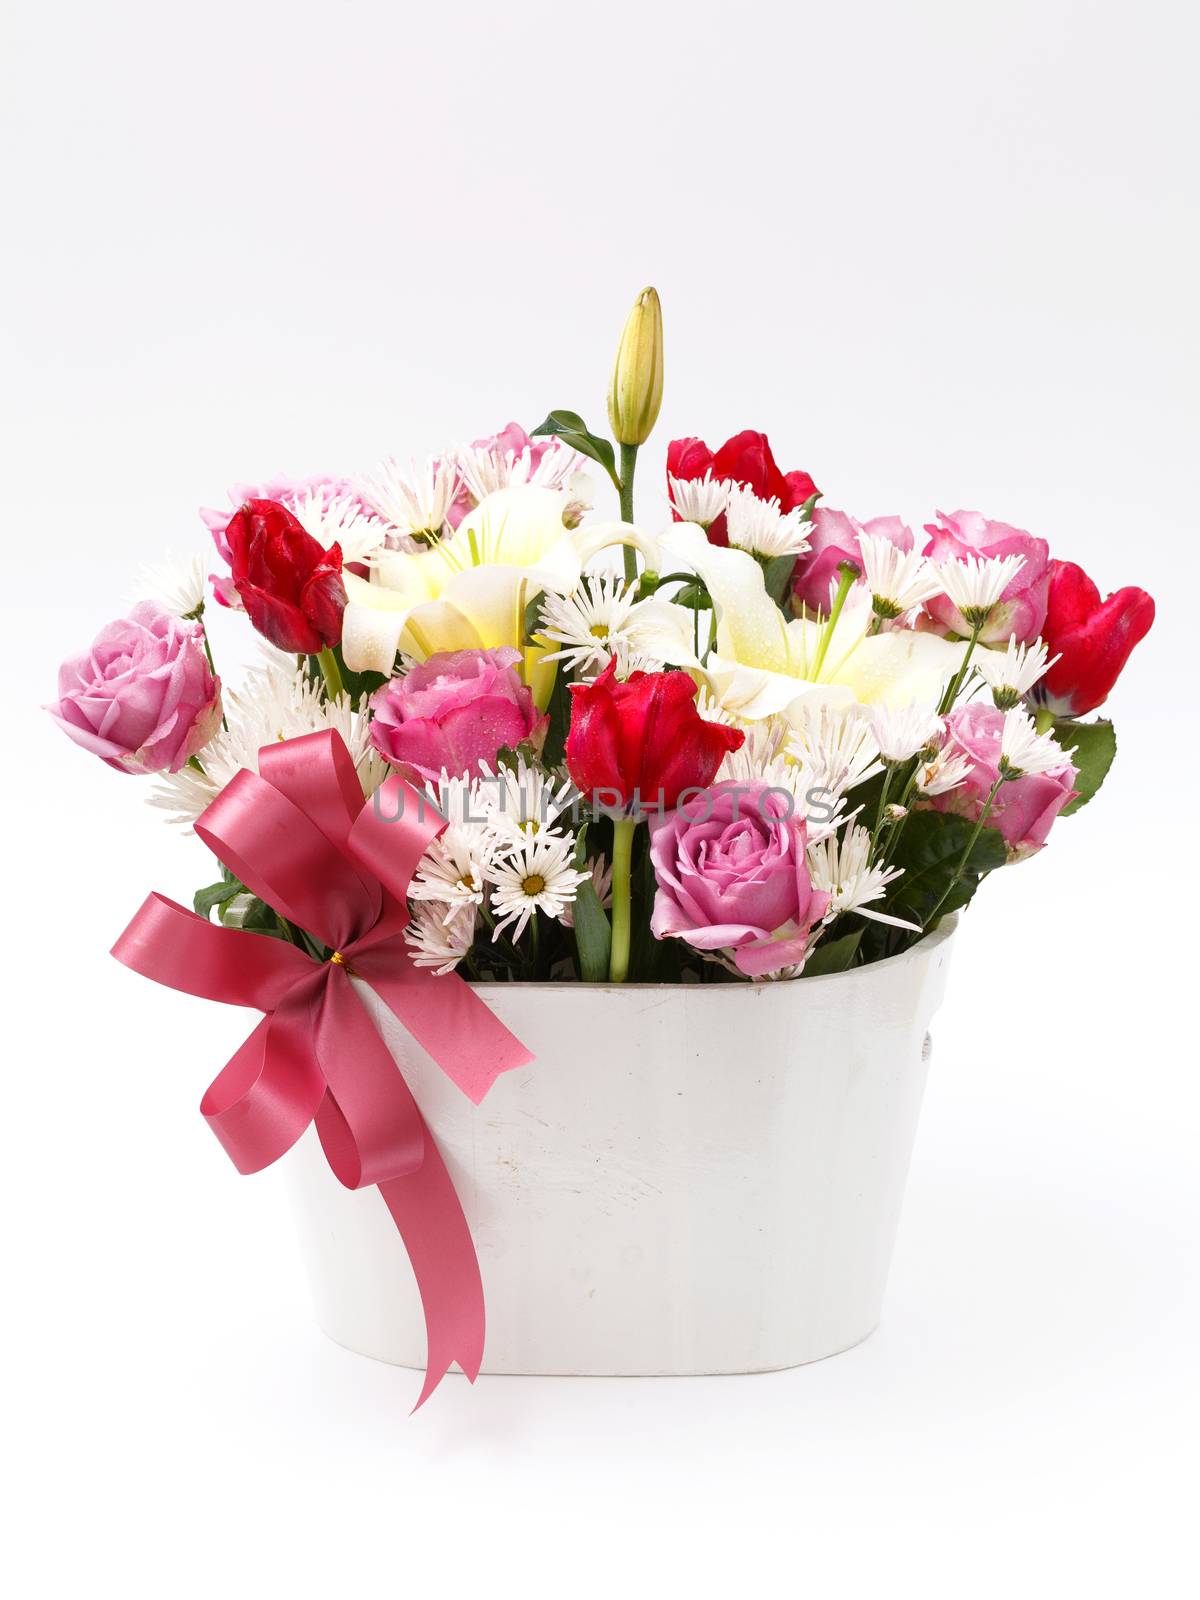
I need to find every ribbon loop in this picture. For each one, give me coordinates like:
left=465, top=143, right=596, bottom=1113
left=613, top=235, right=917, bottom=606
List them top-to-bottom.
left=112, top=729, right=534, bottom=1407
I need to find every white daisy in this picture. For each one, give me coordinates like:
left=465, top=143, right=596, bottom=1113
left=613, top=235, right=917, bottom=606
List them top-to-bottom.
left=454, top=437, right=583, bottom=502
left=358, top=455, right=461, bottom=547
left=668, top=471, right=731, bottom=529
left=724, top=483, right=812, bottom=560
left=288, top=487, right=390, bottom=567
left=857, top=534, right=942, bottom=620
left=131, top=551, right=209, bottom=618
left=934, top=553, right=1026, bottom=628
left=539, top=577, right=642, bottom=675
left=974, top=636, right=1059, bottom=710
left=148, top=655, right=387, bottom=827
left=786, top=702, right=883, bottom=795
left=867, top=703, right=944, bottom=765
left=999, top=708, right=1072, bottom=780
left=914, top=745, right=975, bottom=797
left=475, top=756, right=578, bottom=847
left=409, top=824, right=495, bottom=917
left=808, top=825, right=920, bottom=930
left=488, top=835, right=591, bottom=941
left=404, top=902, right=477, bottom=975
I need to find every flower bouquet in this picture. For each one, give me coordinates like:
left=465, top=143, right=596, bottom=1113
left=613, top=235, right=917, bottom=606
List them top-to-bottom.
left=51, top=289, right=1154, bottom=1398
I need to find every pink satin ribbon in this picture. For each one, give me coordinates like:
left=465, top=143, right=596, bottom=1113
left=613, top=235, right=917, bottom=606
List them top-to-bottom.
left=111, top=728, right=532, bottom=1407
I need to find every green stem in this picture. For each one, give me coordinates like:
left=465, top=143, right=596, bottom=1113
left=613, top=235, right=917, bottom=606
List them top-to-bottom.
left=619, top=442, right=638, bottom=587
left=810, top=564, right=857, bottom=679
left=192, top=608, right=228, bottom=730
left=938, top=621, right=983, bottom=714
left=316, top=646, right=345, bottom=701
left=1034, top=705, right=1056, bottom=735
left=870, top=764, right=895, bottom=851
left=923, top=775, right=1005, bottom=930
left=608, top=817, right=638, bottom=983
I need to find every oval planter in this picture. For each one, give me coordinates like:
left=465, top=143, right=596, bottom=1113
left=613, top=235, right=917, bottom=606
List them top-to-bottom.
left=285, top=917, right=957, bottom=1376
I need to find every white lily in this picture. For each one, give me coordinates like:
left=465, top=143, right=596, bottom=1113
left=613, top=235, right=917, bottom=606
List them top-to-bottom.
left=340, top=488, right=573, bottom=698
left=638, top=523, right=969, bottom=719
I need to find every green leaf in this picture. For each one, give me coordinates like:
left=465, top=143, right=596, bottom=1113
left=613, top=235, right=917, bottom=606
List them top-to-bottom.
left=530, top=409, right=620, bottom=489
left=798, top=490, right=821, bottom=521
left=763, top=554, right=796, bottom=605
left=523, top=589, right=547, bottom=641
left=540, top=660, right=573, bottom=767
left=1054, top=718, right=1116, bottom=815
left=885, top=810, right=1007, bottom=929
left=570, top=827, right=611, bottom=982
left=193, top=872, right=242, bottom=919
left=801, top=928, right=863, bottom=976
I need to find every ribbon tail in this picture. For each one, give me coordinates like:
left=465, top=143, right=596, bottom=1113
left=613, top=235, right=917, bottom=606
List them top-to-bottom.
left=354, top=948, right=532, bottom=1105
left=310, top=975, right=485, bottom=1408
left=376, top=1128, right=485, bottom=1410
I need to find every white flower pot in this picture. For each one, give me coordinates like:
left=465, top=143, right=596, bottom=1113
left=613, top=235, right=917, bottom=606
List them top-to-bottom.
left=286, top=918, right=956, bottom=1376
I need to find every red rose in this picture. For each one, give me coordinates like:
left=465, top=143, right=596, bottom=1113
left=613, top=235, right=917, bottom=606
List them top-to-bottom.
left=666, top=430, right=818, bottom=547
left=225, top=498, right=348, bottom=654
left=1032, top=559, right=1155, bottom=717
left=566, top=662, right=744, bottom=813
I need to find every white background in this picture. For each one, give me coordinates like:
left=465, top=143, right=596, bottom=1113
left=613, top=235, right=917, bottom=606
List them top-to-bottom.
left=3, top=2, right=1197, bottom=1595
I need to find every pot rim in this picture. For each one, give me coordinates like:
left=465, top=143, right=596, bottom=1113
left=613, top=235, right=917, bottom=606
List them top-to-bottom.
left=468, top=912, right=958, bottom=996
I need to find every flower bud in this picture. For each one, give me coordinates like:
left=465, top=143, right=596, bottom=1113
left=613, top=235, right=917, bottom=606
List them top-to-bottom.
left=607, top=287, right=664, bottom=447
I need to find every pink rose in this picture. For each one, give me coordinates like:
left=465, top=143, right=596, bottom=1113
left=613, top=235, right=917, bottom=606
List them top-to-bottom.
left=791, top=509, right=913, bottom=614
left=922, top=510, right=1050, bottom=643
left=47, top=602, right=222, bottom=774
left=369, top=648, right=544, bottom=781
left=926, top=704, right=1077, bottom=859
left=649, top=782, right=829, bottom=976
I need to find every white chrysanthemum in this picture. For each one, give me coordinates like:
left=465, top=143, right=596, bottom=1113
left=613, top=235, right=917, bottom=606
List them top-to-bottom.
left=454, top=438, right=583, bottom=502
left=358, top=456, right=461, bottom=547
left=668, top=471, right=730, bottom=528
left=724, top=483, right=811, bottom=560
left=289, top=487, right=390, bottom=567
left=857, top=534, right=942, bottom=619
left=131, top=551, right=209, bottom=618
left=934, top=553, right=1026, bottom=627
left=540, top=576, right=642, bottom=675
left=974, top=636, right=1059, bottom=710
left=148, top=656, right=386, bottom=827
left=696, top=688, right=743, bottom=727
left=787, top=702, right=883, bottom=794
left=867, top=702, right=944, bottom=764
left=999, top=708, right=1072, bottom=780
left=715, top=717, right=849, bottom=844
left=914, top=745, right=974, bottom=796
left=475, top=756, right=578, bottom=847
left=808, top=825, right=920, bottom=930
left=488, top=835, right=590, bottom=941
left=561, top=855, right=613, bottom=927
left=404, top=902, right=477, bottom=975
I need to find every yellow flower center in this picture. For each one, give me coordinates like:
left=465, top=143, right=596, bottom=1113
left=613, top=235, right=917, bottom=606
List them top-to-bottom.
left=522, top=873, right=546, bottom=896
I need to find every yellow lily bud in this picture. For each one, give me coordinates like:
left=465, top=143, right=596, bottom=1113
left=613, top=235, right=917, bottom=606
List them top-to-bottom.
left=607, top=287, right=664, bottom=447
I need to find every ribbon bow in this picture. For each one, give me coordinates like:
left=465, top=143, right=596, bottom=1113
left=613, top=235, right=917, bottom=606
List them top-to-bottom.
left=112, top=728, right=531, bottom=1407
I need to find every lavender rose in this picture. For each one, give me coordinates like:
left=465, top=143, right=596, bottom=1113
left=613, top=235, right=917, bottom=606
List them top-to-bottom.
left=47, top=601, right=222, bottom=774
left=369, top=647, right=544, bottom=781
left=926, top=704, right=1077, bottom=859
left=649, top=781, right=830, bottom=976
